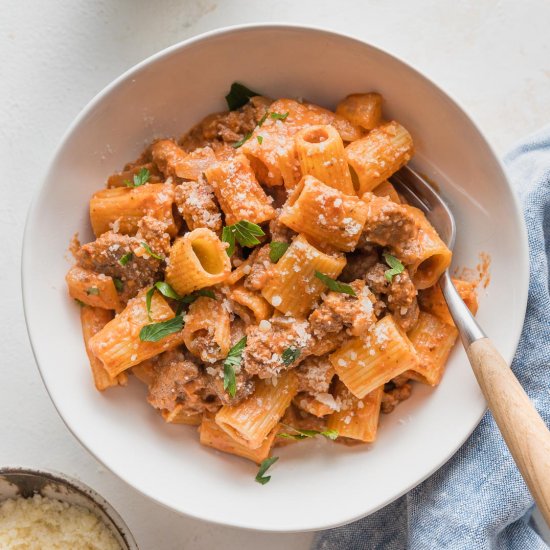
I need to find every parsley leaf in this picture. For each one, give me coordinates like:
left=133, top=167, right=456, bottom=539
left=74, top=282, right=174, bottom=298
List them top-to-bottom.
left=225, top=82, right=260, bottom=111
left=270, top=111, right=289, bottom=121
left=258, top=112, right=269, bottom=127
left=232, top=131, right=253, bottom=149
left=257, top=135, right=263, bottom=145
left=124, top=167, right=150, bottom=188
left=222, top=220, right=265, bottom=256
left=269, top=241, right=289, bottom=263
left=141, top=242, right=164, bottom=260
left=118, top=252, right=133, bottom=266
left=383, top=253, right=405, bottom=282
left=314, top=271, right=356, bottom=296
left=113, top=278, right=124, bottom=292
left=154, top=281, right=180, bottom=300
left=147, top=283, right=216, bottom=319
left=86, top=287, right=99, bottom=296
left=145, top=287, right=155, bottom=321
left=179, top=289, right=216, bottom=304
left=74, top=298, right=85, bottom=307
left=139, top=315, right=184, bottom=342
left=223, top=336, right=247, bottom=397
left=281, top=347, right=301, bottom=366
left=278, top=425, right=339, bottom=441
left=255, top=456, right=279, bottom=485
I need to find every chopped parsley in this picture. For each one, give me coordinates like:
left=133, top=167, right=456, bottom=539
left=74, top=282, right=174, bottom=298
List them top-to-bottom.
left=225, top=82, right=260, bottom=111
left=270, top=111, right=289, bottom=121
left=258, top=112, right=269, bottom=127
left=232, top=132, right=253, bottom=149
left=257, top=135, right=263, bottom=145
left=124, top=167, right=150, bottom=188
left=222, top=220, right=265, bottom=256
left=269, top=241, right=289, bottom=263
left=141, top=242, right=164, bottom=260
left=118, top=252, right=133, bottom=266
left=383, top=253, right=405, bottom=282
left=314, top=271, right=356, bottom=296
left=113, top=278, right=124, bottom=292
left=146, top=282, right=215, bottom=319
left=86, top=287, right=99, bottom=296
left=179, top=289, right=216, bottom=304
left=74, top=298, right=85, bottom=307
left=139, top=315, right=184, bottom=342
left=223, top=336, right=247, bottom=398
left=281, top=347, right=301, bottom=366
left=278, top=425, right=339, bottom=441
left=255, top=456, right=279, bottom=485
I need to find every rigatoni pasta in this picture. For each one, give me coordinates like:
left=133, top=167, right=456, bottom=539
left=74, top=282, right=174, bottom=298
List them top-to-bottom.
left=65, top=82, right=479, bottom=480
left=345, top=121, right=414, bottom=195
left=279, top=176, right=368, bottom=251
left=261, top=234, right=346, bottom=317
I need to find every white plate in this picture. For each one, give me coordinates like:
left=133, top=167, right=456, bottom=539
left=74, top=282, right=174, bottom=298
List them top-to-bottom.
left=22, top=25, right=529, bottom=532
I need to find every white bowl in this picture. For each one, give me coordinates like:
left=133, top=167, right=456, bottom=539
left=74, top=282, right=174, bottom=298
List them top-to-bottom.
left=22, top=24, right=529, bottom=532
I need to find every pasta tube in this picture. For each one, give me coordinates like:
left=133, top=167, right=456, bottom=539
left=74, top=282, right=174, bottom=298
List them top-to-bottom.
left=336, top=93, right=383, bottom=131
left=345, top=121, right=414, bottom=194
left=295, top=125, right=354, bottom=195
left=205, top=154, right=276, bottom=225
left=279, top=176, right=368, bottom=251
left=90, top=184, right=177, bottom=237
left=392, top=205, right=452, bottom=289
left=165, top=228, right=231, bottom=295
left=261, top=234, right=346, bottom=317
left=66, top=266, right=122, bottom=311
left=227, top=285, right=273, bottom=323
left=89, top=289, right=185, bottom=377
left=183, top=296, right=231, bottom=363
left=80, top=306, right=127, bottom=391
left=405, top=312, right=458, bottom=386
left=330, top=315, right=420, bottom=398
left=215, top=370, right=299, bottom=449
left=326, top=381, right=383, bottom=442
left=200, top=415, right=277, bottom=464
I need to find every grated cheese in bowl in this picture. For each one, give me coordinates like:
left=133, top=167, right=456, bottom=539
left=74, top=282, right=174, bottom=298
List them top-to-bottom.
left=0, top=494, right=122, bottom=549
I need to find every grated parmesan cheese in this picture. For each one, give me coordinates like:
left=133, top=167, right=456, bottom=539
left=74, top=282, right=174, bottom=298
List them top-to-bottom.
left=0, top=495, right=121, bottom=549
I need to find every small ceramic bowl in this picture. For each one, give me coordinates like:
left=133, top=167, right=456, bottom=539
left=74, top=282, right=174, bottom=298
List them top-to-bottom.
left=0, top=467, right=137, bottom=549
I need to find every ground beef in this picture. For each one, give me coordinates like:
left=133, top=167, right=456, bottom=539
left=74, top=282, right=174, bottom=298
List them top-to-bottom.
left=179, top=96, right=272, bottom=151
left=174, top=178, right=222, bottom=232
left=361, top=192, right=419, bottom=248
left=136, top=215, right=171, bottom=258
left=268, top=215, right=296, bottom=242
left=76, top=231, right=162, bottom=302
left=243, top=245, right=272, bottom=291
left=340, top=248, right=379, bottom=282
left=365, top=263, right=419, bottom=331
left=308, top=280, right=376, bottom=338
left=243, top=316, right=312, bottom=379
left=147, top=350, right=220, bottom=414
left=295, top=355, right=334, bottom=394
left=205, top=362, right=256, bottom=406
left=381, top=375, right=413, bottom=414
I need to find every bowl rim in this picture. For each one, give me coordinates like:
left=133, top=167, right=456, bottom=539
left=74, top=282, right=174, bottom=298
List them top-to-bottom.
left=21, top=22, right=530, bottom=532
left=0, top=466, right=138, bottom=548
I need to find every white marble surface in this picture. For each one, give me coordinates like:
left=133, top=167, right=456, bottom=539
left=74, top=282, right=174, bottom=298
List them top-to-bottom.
left=2, top=1, right=550, bottom=548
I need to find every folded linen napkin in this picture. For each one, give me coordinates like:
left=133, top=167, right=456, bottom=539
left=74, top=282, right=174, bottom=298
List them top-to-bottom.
left=313, top=127, right=550, bottom=550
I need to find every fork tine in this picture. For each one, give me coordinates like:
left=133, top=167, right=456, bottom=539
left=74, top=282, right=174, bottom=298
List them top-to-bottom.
left=389, top=165, right=456, bottom=250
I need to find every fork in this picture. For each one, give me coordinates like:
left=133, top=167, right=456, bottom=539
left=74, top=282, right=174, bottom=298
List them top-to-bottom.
left=390, top=165, right=550, bottom=525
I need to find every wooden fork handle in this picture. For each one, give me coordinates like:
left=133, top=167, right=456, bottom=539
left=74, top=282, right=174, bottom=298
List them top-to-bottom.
left=467, top=338, right=550, bottom=526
